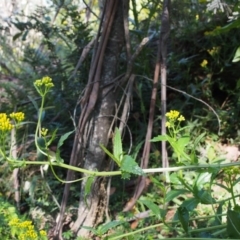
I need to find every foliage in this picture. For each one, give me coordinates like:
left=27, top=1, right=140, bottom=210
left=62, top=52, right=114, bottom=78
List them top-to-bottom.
left=1, top=0, right=240, bottom=239
left=0, top=196, right=47, bottom=240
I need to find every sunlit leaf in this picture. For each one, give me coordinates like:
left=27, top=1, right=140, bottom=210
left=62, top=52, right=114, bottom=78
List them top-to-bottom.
left=233, top=47, right=240, bottom=62
left=113, top=128, right=123, bottom=162
left=150, top=135, right=168, bottom=142
left=120, top=155, right=145, bottom=179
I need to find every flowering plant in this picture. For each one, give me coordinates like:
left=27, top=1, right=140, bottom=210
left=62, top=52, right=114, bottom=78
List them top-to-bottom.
left=151, top=110, right=191, bottom=164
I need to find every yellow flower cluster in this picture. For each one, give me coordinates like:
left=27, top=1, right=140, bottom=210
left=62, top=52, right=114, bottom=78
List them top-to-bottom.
left=207, top=46, right=219, bottom=56
left=200, top=59, right=208, bottom=68
left=34, top=76, right=54, bottom=88
left=34, top=76, right=54, bottom=97
left=165, top=110, right=185, bottom=128
left=0, top=112, right=25, bottom=132
left=10, top=112, right=25, bottom=122
left=0, top=113, right=13, bottom=132
left=41, top=128, right=48, bottom=137
left=224, top=166, right=240, bottom=176
left=8, top=217, right=47, bottom=240
left=40, top=230, right=47, bottom=236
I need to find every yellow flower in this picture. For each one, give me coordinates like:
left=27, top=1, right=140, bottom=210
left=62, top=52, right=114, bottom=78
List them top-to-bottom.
left=207, top=46, right=219, bottom=56
left=200, top=59, right=208, bottom=68
left=34, top=76, right=54, bottom=96
left=166, top=110, right=180, bottom=120
left=10, top=112, right=25, bottom=122
left=0, top=113, right=13, bottom=132
left=178, top=115, right=185, bottom=122
left=165, top=121, right=171, bottom=128
left=41, top=128, right=48, bottom=137
left=8, top=217, right=20, bottom=226
left=40, top=230, right=47, bottom=236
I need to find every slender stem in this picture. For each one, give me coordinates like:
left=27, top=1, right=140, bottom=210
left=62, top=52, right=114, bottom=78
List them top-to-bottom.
left=4, top=157, right=240, bottom=177
left=229, top=175, right=237, bottom=206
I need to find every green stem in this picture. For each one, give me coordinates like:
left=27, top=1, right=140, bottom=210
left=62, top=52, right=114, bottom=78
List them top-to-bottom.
left=34, top=93, right=48, bottom=158
left=4, top=157, right=240, bottom=177
left=228, top=176, right=237, bottom=207
left=188, top=224, right=226, bottom=233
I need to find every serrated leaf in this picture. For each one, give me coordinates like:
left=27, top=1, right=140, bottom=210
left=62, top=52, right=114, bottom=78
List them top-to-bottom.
left=113, top=128, right=123, bottom=162
left=120, top=155, right=145, bottom=178
left=177, top=206, right=189, bottom=233
left=227, top=209, right=240, bottom=238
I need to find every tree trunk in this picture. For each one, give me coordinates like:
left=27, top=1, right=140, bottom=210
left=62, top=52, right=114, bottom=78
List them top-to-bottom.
left=71, top=0, right=125, bottom=237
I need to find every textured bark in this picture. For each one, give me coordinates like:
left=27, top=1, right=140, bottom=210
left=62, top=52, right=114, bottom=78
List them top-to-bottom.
left=71, top=0, right=125, bottom=237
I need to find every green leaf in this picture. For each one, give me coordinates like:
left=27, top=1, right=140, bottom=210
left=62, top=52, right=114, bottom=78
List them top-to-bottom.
left=221, top=18, right=240, bottom=33
left=22, top=30, right=29, bottom=41
left=13, top=32, right=23, bottom=41
left=233, top=47, right=240, bottom=62
left=27, top=95, right=39, bottom=111
left=47, top=128, right=58, bottom=147
left=113, top=128, right=123, bottom=162
left=57, top=130, right=74, bottom=149
left=190, top=132, right=206, bottom=164
left=150, top=135, right=168, bottom=142
left=166, top=135, right=191, bottom=162
left=177, top=135, right=190, bottom=148
left=100, top=144, right=120, bottom=166
left=120, top=155, right=145, bottom=179
left=194, top=172, right=212, bottom=188
left=84, top=176, right=95, bottom=207
left=165, top=189, right=189, bottom=203
left=196, top=189, right=216, bottom=204
left=138, top=198, right=161, bottom=217
left=181, top=198, right=199, bottom=211
left=214, top=203, right=223, bottom=225
left=177, top=206, right=189, bottom=233
left=227, top=209, right=240, bottom=238
left=98, top=220, right=124, bottom=235
left=81, top=226, right=98, bottom=235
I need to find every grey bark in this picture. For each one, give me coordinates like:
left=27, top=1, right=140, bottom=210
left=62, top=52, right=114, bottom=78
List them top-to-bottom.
left=71, top=0, right=125, bottom=237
